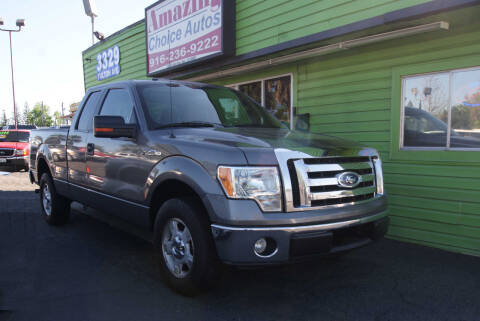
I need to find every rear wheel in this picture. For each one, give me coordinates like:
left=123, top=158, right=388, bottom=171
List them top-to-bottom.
left=39, top=173, right=70, bottom=225
left=153, top=197, right=220, bottom=296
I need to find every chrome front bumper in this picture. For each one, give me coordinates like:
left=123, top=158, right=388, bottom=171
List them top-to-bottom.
left=0, top=156, right=28, bottom=166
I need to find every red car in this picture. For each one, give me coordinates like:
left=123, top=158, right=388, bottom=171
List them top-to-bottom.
left=0, top=129, right=30, bottom=171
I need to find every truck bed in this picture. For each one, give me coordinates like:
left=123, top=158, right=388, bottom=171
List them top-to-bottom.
left=29, top=127, right=70, bottom=182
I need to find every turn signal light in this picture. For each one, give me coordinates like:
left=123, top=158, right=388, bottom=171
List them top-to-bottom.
left=95, top=127, right=114, bottom=133
left=217, top=167, right=234, bottom=196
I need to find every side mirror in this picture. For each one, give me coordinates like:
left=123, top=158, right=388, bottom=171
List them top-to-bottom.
left=94, top=115, right=136, bottom=138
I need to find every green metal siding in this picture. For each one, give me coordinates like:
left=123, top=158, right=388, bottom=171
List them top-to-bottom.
left=83, top=0, right=433, bottom=89
left=235, top=0, right=431, bottom=55
left=292, top=10, right=480, bottom=256
left=83, top=22, right=147, bottom=89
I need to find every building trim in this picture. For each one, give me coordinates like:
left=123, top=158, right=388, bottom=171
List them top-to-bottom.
left=167, top=0, right=479, bottom=79
left=82, top=19, right=144, bottom=55
left=187, top=22, right=449, bottom=82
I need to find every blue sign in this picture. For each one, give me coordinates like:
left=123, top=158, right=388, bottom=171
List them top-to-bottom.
left=96, top=45, right=121, bottom=81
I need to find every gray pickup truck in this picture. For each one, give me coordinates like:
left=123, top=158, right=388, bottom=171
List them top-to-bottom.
left=29, top=79, right=388, bottom=295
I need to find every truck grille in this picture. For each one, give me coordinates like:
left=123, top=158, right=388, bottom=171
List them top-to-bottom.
left=0, top=149, right=14, bottom=157
left=288, top=156, right=376, bottom=209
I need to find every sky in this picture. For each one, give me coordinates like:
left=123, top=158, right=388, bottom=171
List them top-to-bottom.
left=0, top=0, right=154, bottom=120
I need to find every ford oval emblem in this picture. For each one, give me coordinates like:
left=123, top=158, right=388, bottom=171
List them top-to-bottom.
left=337, top=172, right=361, bottom=188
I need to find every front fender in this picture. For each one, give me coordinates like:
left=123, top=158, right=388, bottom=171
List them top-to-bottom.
left=144, top=156, right=225, bottom=221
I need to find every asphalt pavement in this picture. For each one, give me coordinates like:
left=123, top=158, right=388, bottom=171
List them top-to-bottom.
left=0, top=171, right=479, bottom=321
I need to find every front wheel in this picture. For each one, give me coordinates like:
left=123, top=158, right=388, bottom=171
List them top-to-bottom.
left=39, top=173, right=70, bottom=225
left=153, top=197, right=220, bottom=296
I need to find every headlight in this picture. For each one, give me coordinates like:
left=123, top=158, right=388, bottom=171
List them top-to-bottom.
left=15, top=149, right=27, bottom=156
left=372, top=156, right=384, bottom=195
left=217, top=166, right=282, bottom=212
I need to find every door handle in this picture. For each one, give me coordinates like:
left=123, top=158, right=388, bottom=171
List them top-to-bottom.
left=87, top=143, right=94, bottom=156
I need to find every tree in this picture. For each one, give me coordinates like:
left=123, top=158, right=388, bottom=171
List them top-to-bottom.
left=421, top=76, right=449, bottom=116
left=21, top=102, right=30, bottom=125
left=28, top=103, right=53, bottom=127
left=451, top=105, right=473, bottom=130
left=0, top=110, right=7, bottom=127
left=53, top=111, right=62, bottom=126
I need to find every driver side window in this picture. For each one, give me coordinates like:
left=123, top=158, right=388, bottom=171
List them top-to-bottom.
left=99, top=89, right=136, bottom=124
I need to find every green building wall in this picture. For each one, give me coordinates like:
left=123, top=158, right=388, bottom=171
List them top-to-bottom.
left=83, top=0, right=432, bottom=89
left=235, top=0, right=431, bottom=54
left=82, top=1, right=480, bottom=256
left=83, top=21, right=148, bottom=89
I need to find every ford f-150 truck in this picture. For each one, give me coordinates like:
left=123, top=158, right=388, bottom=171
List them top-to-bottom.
left=29, top=80, right=388, bottom=295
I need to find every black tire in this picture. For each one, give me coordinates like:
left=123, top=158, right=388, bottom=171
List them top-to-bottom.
left=39, top=173, right=70, bottom=225
left=153, top=197, right=220, bottom=296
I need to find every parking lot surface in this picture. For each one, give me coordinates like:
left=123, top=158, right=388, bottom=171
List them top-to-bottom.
left=0, top=171, right=479, bottom=321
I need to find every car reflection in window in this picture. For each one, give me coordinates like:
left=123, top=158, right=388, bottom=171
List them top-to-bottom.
left=404, top=107, right=480, bottom=148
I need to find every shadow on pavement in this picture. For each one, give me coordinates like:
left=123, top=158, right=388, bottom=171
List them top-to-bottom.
left=0, top=167, right=27, bottom=174
left=0, top=190, right=479, bottom=321
left=0, top=310, right=13, bottom=321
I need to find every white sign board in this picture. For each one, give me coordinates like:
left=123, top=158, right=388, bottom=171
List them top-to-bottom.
left=145, top=0, right=231, bottom=75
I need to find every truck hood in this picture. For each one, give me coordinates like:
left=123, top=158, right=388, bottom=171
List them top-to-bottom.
left=171, top=127, right=374, bottom=165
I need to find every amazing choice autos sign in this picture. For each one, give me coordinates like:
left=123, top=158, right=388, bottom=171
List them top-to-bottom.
left=145, top=0, right=234, bottom=75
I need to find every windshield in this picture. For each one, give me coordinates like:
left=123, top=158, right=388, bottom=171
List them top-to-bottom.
left=137, top=83, right=285, bottom=129
left=0, top=130, right=29, bottom=142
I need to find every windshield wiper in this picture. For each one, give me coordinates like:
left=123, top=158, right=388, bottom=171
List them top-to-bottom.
left=155, top=121, right=221, bottom=129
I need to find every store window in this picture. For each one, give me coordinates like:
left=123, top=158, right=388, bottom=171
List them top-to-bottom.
left=401, top=67, right=480, bottom=149
left=231, top=75, right=292, bottom=125
left=265, top=76, right=291, bottom=123
left=239, top=81, right=261, bottom=104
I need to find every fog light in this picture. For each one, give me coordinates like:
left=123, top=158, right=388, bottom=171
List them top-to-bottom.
left=254, top=238, right=267, bottom=255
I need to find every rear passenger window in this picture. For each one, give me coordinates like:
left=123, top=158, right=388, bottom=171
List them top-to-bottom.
left=100, top=89, right=136, bottom=123
left=77, top=91, right=102, bottom=131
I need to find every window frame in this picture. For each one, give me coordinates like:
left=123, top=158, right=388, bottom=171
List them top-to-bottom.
left=390, top=54, right=480, bottom=163
left=400, top=66, right=480, bottom=151
left=227, top=73, right=294, bottom=129
left=75, top=90, right=103, bottom=132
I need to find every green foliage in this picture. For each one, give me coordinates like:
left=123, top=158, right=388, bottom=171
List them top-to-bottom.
left=28, top=103, right=53, bottom=127
left=450, top=105, right=480, bottom=130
